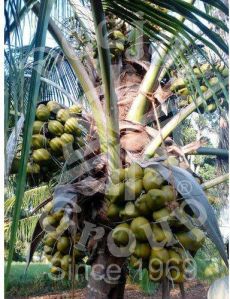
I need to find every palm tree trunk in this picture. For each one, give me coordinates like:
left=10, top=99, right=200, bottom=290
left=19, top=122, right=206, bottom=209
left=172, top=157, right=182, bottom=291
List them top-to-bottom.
left=86, top=235, right=127, bottom=299
left=162, top=277, right=170, bottom=299
left=179, top=283, right=186, bottom=299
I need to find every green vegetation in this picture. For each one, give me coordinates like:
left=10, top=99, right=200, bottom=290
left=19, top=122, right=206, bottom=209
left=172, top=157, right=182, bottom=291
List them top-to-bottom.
left=195, top=241, right=229, bottom=284
left=5, top=262, right=86, bottom=298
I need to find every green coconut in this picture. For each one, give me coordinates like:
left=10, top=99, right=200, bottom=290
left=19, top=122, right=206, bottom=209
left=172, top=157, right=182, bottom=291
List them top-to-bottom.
left=36, top=104, right=50, bottom=121
left=56, top=109, right=70, bottom=123
left=48, top=120, right=64, bottom=136
left=31, top=134, right=48, bottom=149
left=32, top=148, right=51, bottom=163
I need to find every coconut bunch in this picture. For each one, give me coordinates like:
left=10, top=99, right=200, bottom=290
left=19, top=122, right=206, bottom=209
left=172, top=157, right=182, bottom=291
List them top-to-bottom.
left=93, top=13, right=127, bottom=61
left=170, top=62, right=228, bottom=112
left=23, top=100, right=86, bottom=185
left=106, top=162, right=205, bottom=283
left=42, top=201, right=86, bottom=278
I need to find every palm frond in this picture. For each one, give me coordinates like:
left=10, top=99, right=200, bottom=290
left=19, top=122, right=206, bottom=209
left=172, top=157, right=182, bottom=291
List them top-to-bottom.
left=4, top=0, right=37, bottom=43
left=5, top=0, right=54, bottom=285
left=28, top=0, right=107, bottom=152
left=69, top=0, right=94, bottom=35
left=104, top=0, right=228, bottom=54
left=125, top=0, right=228, bottom=123
left=161, top=0, right=228, bottom=32
left=199, top=0, right=228, bottom=14
left=5, top=44, right=90, bottom=112
left=144, top=78, right=229, bottom=158
left=5, top=114, right=24, bottom=183
left=5, top=185, right=51, bottom=217
left=5, top=215, right=40, bottom=243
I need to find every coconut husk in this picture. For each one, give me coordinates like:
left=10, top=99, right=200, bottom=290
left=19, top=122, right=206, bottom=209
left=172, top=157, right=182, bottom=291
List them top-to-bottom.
left=125, top=59, right=150, bottom=73
left=115, top=62, right=147, bottom=119
left=117, top=83, right=140, bottom=119
left=119, top=120, right=151, bottom=154
left=120, top=130, right=150, bottom=152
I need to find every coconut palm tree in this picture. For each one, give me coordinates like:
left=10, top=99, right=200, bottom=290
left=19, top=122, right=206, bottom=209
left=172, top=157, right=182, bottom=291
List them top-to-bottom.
left=4, top=0, right=229, bottom=298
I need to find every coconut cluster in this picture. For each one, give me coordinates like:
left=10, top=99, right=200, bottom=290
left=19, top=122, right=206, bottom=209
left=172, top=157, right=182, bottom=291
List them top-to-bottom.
left=93, top=14, right=127, bottom=61
left=171, top=62, right=228, bottom=112
left=24, top=101, right=85, bottom=184
left=106, top=163, right=205, bottom=283
left=42, top=202, right=85, bottom=278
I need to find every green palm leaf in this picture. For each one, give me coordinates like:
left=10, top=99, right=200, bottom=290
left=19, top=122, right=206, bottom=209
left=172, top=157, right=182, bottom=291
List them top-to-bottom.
left=4, top=0, right=37, bottom=43
left=5, top=0, right=54, bottom=286
left=104, top=0, right=228, bottom=54
left=154, top=0, right=228, bottom=32
left=155, top=0, right=228, bottom=53
left=200, top=0, right=228, bottom=14
left=30, top=1, right=108, bottom=152
left=144, top=78, right=229, bottom=158
left=5, top=115, right=24, bottom=181
left=5, top=185, right=51, bottom=217
left=5, top=215, right=40, bottom=244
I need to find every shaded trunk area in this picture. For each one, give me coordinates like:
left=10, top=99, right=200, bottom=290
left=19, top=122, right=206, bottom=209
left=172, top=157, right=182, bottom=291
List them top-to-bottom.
left=86, top=236, right=127, bottom=299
